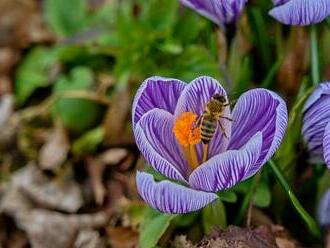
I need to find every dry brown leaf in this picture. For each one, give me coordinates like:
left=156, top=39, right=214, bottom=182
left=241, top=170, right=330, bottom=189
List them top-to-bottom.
left=0, top=0, right=54, bottom=48
left=278, top=27, right=309, bottom=97
left=0, top=48, right=20, bottom=76
left=0, top=76, right=12, bottom=95
left=103, top=88, right=132, bottom=145
left=0, top=94, right=14, bottom=127
left=39, top=122, right=70, bottom=170
left=98, top=148, right=128, bottom=165
left=86, top=149, right=128, bottom=205
left=86, top=157, right=107, bottom=206
left=11, top=163, right=83, bottom=212
left=0, top=187, right=34, bottom=216
left=14, top=209, right=109, bottom=248
left=16, top=209, right=78, bottom=248
left=197, top=226, right=278, bottom=248
left=107, top=227, right=139, bottom=248
left=74, top=229, right=106, bottom=248
left=326, top=229, right=330, bottom=248
left=173, top=235, right=195, bottom=248
left=276, top=237, right=296, bottom=248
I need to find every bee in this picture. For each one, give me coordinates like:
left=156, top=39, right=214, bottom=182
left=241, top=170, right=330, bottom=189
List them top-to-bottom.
left=194, top=93, right=232, bottom=161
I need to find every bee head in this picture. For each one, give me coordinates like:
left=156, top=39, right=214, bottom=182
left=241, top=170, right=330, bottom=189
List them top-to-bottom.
left=213, top=93, right=226, bottom=103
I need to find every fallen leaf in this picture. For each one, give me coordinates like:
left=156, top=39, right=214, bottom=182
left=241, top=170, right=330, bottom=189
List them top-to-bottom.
left=0, top=48, right=20, bottom=75
left=103, top=88, right=131, bottom=145
left=0, top=94, right=14, bottom=127
left=39, top=122, right=70, bottom=170
left=98, top=148, right=128, bottom=165
left=86, top=149, right=128, bottom=205
left=86, top=156, right=107, bottom=205
left=11, top=163, right=83, bottom=212
left=14, top=209, right=109, bottom=248
left=16, top=209, right=78, bottom=248
left=107, top=227, right=139, bottom=248
left=74, top=229, right=106, bottom=248
left=326, top=229, right=330, bottom=248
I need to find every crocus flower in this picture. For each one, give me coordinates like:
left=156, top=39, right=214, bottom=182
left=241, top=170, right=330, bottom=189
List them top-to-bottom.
left=179, top=0, right=248, bottom=25
left=269, top=0, right=330, bottom=26
left=133, top=76, right=288, bottom=214
left=302, top=82, right=330, bottom=169
left=318, top=188, right=330, bottom=228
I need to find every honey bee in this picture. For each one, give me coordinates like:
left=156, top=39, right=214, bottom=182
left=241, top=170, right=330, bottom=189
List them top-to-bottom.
left=195, top=93, right=232, bottom=144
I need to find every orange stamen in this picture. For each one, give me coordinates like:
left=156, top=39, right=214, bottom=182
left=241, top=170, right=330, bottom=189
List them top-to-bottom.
left=173, top=112, right=201, bottom=170
left=173, top=112, right=201, bottom=147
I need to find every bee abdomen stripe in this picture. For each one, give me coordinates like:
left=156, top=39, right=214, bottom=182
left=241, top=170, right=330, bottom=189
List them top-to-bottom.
left=203, top=120, right=215, bottom=126
left=201, top=126, right=214, bottom=133
left=201, top=132, right=214, bottom=138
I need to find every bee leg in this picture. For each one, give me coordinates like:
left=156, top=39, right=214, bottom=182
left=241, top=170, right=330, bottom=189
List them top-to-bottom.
left=193, top=115, right=202, bottom=129
left=219, top=116, right=233, bottom=122
left=218, top=121, right=229, bottom=139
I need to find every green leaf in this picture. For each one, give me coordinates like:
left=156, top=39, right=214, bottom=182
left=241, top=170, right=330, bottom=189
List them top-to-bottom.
left=44, top=0, right=89, bottom=37
left=140, top=0, right=178, bottom=33
left=173, top=9, right=205, bottom=45
left=171, top=46, right=223, bottom=83
left=15, top=47, right=59, bottom=104
left=52, top=67, right=103, bottom=134
left=274, top=79, right=312, bottom=179
left=72, top=127, right=105, bottom=156
left=254, top=181, right=271, bottom=208
left=217, top=190, right=238, bottom=203
left=202, top=198, right=226, bottom=234
left=139, top=207, right=176, bottom=248
left=173, top=212, right=199, bottom=227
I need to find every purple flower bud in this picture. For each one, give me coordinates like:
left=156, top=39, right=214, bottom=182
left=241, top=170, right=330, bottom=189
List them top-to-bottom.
left=179, top=0, right=248, bottom=25
left=269, top=0, right=330, bottom=26
left=302, top=82, right=330, bottom=169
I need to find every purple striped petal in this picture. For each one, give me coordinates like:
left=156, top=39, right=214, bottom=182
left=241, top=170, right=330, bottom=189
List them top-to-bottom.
left=180, top=0, right=247, bottom=25
left=269, top=0, right=330, bottom=26
left=132, top=76, right=186, bottom=128
left=174, top=76, right=232, bottom=161
left=303, top=83, right=330, bottom=161
left=229, top=89, right=288, bottom=178
left=135, top=109, right=188, bottom=181
left=323, top=122, right=330, bottom=169
left=189, top=132, right=263, bottom=192
left=136, top=171, right=218, bottom=214
left=317, top=188, right=330, bottom=227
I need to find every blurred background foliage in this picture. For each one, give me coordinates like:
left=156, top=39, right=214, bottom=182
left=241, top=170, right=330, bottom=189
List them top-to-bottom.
left=1, top=0, right=330, bottom=247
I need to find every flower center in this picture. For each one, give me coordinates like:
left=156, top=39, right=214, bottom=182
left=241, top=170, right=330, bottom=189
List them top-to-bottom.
left=173, top=112, right=201, bottom=170
left=173, top=112, right=201, bottom=147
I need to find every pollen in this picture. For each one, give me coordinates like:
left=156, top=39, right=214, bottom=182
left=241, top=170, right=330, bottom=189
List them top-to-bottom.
left=173, top=112, right=201, bottom=147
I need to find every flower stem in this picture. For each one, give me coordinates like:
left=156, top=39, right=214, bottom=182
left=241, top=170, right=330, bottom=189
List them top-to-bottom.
left=310, top=25, right=320, bottom=86
left=268, top=159, right=321, bottom=239
left=234, top=171, right=262, bottom=225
